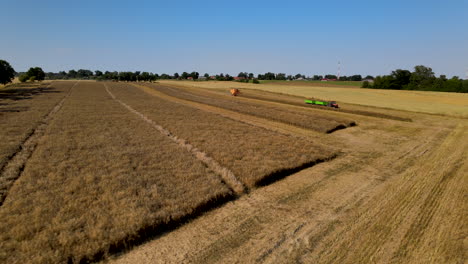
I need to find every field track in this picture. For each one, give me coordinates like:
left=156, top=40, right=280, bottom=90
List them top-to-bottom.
left=108, top=82, right=336, bottom=188
left=157, top=82, right=413, bottom=122
left=104, top=83, right=246, bottom=194
left=132, top=83, right=338, bottom=141
left=138, top=83, right=356, bottom=133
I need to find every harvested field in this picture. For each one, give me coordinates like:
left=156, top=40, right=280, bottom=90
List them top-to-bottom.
left=2, top=80, right=465, bottom=264
left=158, top=80, right=468, bottom=118
left=0, top=81, right=76, bottom=203
left=0, top=81, right=71, bottom=170
left=0, top=82, right=234, bottom=263
left=107, top=82, right=337, bottom=188
left=155, top=82, right=413, bottom=122
left=141, top=83, right=356, bottom=133
left=111, top=87, right=467, bottom=264
left=230, top=88, right=413, bottom=122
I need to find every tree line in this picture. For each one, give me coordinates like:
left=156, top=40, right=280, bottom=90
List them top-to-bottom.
left=2, top=59, right=466, bottom=93
left=0, top=60, right=46, bottom=84
left=363, top=65, right=468, bottom=93
left=45, top=70, right=372, bottom=82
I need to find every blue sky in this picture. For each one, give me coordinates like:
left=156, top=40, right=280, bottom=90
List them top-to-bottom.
left=1, top=0, right=467, bottom=77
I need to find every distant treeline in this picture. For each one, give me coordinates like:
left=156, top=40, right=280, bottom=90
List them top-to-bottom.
left=364, top=65, right=468, bottom=93
left=44, top=69, right=370, bottom=82
left=253, top=72, right=367, bottom=81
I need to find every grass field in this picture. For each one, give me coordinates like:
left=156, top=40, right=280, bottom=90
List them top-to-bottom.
left=1, top=80, right=466, bottom=263
left=159, top=80, right=468, bottom=118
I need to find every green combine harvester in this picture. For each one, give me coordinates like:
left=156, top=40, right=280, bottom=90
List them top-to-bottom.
left=305, top=99, right=339, bottom=108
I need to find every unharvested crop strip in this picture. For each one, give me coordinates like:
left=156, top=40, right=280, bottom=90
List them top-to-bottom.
left=0, top=81, right=77, bottom=206
left=104, top=83, right=246, bottom=195
left=132, top=83, right=328, bottom=141
left=144, top=83, right=356, bottom=133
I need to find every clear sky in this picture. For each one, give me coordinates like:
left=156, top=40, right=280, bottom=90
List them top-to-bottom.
left=1, top=0, right=467, bottom=77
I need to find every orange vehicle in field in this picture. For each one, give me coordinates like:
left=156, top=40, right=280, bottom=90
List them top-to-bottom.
left=230, top=88, right=240, bottom=96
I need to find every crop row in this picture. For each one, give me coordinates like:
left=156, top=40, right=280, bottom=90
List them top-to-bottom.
left=0, top=81, right=73, bottom=172
left=0, top=82, right=233, bottom=263
left=110, top=82, right=337, bottom=188
left=145, top=83, right=357, bottom=133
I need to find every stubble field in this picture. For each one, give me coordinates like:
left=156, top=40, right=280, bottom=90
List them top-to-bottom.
left=0, top=80, right=466, bottom=264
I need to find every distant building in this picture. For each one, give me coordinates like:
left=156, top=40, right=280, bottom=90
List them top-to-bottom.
left=198, top=76, right=207, bottom=80
left=210, top=76, right=216, bottom=79
left=187, top=77, right=193, bottom=80
left=233, top=77, right=246, bottom=80
left=321, top=78, right=337, bottom=81
left=363, top=79, right=374, bottom=83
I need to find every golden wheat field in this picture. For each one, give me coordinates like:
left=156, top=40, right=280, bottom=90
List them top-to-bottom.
left=0, top=80, right=466, bottom=264
left=159, top=80, right=468, bottom=118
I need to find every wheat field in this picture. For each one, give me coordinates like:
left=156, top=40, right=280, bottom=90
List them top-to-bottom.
left=159, top=80, right=468, bottom=117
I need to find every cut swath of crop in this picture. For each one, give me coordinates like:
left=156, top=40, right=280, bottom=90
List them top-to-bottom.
left=0, top=81, right=74, bottom=173
left=0, top=82, right=233, bottom=263
left=108, top=82, right=338, bottom=188
left=144, top=83, right=356, bottom=133
left=221, top=87, right=412, bottom=122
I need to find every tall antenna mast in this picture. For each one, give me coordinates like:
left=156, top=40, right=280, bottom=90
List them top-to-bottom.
left=337, top=61, right=341, bottom=80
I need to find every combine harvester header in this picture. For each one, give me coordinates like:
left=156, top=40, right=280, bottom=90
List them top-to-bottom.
left=305, top=99, right=339, bottom=108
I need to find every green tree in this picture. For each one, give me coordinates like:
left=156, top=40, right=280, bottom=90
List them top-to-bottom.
left=0, top=60, right=16, bottom=85
left=408, top=65, right=435, bottom=90
left=26, top=67, right=45, bottom=81
left=76, top=69, right=93, bottom=78
left=391, top=69, right=411, bottom=89
left=68, top=70, right=77, bottom=78
left=95, top=70, right=103, bottom=77
left=190, top=71, right=199, bottom=80
left=140, top=72, right=150, bottom=81
left=237, top=72, right=248, bottom=78
left=276, top=73, right=286, bottom=80
left=18, top=74, right=29, bottom=83
left=350, top=75, right=362, bottom=81
left=443, top=77, right=463, bottom=92
left=462, top=80, right=468, bottom=93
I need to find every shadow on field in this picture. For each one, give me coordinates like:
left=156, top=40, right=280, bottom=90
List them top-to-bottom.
left=0, top=85, right=60, bottom=101
left=256, top=154, right=339, bottom=187
left=81, top=193, right=237, bottom=263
